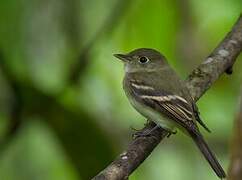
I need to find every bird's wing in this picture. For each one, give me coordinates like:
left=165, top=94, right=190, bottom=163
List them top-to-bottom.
left=128, top=80, right=225, bottom=178
left=129, top=80, right=199, bottom=134
left=192, top=102, right=211, bottom=132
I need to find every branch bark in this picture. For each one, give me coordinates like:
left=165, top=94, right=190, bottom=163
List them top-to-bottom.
left=93, top=15, right=242, bottom=180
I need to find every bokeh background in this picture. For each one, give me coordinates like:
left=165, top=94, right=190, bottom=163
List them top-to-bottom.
left=0, top=0, right=242, bottom=179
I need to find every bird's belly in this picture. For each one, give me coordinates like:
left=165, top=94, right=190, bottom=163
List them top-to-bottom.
left=129, top=97, right=175, bottom=131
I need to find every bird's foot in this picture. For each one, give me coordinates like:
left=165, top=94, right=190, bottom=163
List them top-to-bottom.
left=132, top=125, right=161, bottom=138
left=166, top=129, right=177, bottom=138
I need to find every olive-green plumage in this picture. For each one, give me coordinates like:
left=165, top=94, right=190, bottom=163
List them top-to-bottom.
left=114, top=48, right=226, bottom=179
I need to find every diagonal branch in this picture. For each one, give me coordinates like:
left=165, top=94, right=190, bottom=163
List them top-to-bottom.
left=69, top=0, right=131, bottom=83
left=92, top=15, right=242, bottom=180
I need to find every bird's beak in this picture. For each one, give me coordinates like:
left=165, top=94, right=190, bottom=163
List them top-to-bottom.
left=113, top=53, right=131, bottom=62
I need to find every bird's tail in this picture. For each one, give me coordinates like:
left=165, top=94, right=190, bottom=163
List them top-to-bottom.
left=190, top=131, right=226, bottom=179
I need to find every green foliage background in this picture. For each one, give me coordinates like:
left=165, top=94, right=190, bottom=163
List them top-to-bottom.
left=0, top=0, right=241, bottom=179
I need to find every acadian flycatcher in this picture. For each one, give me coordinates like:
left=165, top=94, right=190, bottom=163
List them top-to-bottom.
left=114, top=48, right=226, bottom=179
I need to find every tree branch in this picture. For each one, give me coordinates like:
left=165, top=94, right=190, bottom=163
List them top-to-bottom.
left=69, top=0, right=131, bottom=83
left=186, top=14, right=242, bottom=101
left=93, top=15, right=242, bottom=180
left=0, top=52, right=23, bottom=151
left=228, top=87, right=242, bottom=180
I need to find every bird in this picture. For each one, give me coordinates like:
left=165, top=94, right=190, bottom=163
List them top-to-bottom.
left=114, top=48, right=226, bottom=179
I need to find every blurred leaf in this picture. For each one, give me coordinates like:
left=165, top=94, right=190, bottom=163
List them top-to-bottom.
left=0, top=119, right=80, bottom=180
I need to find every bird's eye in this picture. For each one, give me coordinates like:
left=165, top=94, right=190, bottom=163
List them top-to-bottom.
left=139, top=56, right=149, bottom=64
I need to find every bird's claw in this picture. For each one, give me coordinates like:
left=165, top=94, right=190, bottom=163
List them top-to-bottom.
left=132, top=125, right=161, bottom=138
left=166, top=130, right=177, bottom=138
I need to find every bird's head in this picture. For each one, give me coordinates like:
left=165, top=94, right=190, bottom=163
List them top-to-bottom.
left=114, top=48, right=167, bottom=73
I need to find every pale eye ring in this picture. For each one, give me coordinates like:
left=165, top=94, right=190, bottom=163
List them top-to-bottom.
left=139, top=56, right=149, bottom=64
